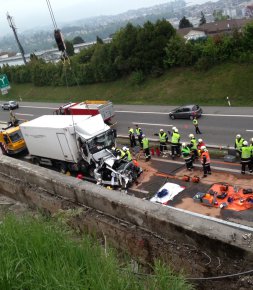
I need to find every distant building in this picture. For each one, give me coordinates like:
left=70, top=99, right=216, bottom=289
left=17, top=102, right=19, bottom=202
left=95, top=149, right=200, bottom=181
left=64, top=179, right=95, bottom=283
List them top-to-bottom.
left=177, top=19, right=253, bottom=39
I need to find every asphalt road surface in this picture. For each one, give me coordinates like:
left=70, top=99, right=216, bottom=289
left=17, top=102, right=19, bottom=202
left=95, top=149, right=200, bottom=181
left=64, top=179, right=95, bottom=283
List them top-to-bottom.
left=0, top=102, right=253, bottom=146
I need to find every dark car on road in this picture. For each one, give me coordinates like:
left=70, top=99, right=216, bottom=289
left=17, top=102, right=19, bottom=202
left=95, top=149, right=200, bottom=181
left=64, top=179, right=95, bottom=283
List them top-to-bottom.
left=2, top=101, right=19, bottom=110
left=169, top=104, right=202, bottom=120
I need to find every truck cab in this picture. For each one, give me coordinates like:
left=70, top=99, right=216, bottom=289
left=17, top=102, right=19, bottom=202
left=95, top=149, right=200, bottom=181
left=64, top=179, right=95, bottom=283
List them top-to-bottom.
left=0, top=125, right=26, bottom=155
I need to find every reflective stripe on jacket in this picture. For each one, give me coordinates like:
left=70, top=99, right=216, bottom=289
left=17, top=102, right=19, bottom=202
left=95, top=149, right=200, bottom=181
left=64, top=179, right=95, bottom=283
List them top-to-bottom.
left=193, top=119, right=198, bottom=126
left=135, top=128, right=142, bottom=136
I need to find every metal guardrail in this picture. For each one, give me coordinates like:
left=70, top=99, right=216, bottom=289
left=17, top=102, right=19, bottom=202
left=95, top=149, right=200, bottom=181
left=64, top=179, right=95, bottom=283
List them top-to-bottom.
left=117, top=135, right=234, bottom=152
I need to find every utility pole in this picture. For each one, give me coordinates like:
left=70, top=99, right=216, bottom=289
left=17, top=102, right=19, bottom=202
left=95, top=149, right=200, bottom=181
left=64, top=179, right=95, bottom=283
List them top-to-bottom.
left=7, top=12, right=27, bottom=65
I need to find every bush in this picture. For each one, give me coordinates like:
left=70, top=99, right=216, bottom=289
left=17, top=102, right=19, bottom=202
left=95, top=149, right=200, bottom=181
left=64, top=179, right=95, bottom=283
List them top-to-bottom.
left=129, top=70, right=145, bottom=86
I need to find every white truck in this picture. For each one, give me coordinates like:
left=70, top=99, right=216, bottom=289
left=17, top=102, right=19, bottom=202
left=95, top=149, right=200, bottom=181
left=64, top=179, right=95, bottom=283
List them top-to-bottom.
left=20, top=114, right=140, bottom=189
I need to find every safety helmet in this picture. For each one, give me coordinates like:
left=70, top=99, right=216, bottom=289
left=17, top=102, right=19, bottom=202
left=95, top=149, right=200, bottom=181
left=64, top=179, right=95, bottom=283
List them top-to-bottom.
left=172, top=126, right=176, bottom=131
left=174, top=128, right=178, bottom=133
left=160, top=129, right=164, bottom=132
left=189, top=134, right=194, bottom=138
left=236, top=134, right=241, bottom=138
left=251, top=138, right=253, bottom=142
left=198, top=139, right=203, bottom=143
left=243, top=141, right=248, bottom=146
left=182, top=142, right=186, bottom=147
left=200, top=145, right=206, bottom=150
left=111, top=146, right=115, bottom=151
left=122, top=146, right=127, bottom=151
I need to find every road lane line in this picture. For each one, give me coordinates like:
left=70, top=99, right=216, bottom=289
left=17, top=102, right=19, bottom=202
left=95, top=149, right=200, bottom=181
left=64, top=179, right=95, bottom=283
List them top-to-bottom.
left=19, top=106, right=57, bottom=110
left=116, top=110, right=253, bottom=118
left=15, top=113, right=34, bottom=116
left=132, top=122, right=173, bottom=127
left=246, top=130, right=253, bottom=132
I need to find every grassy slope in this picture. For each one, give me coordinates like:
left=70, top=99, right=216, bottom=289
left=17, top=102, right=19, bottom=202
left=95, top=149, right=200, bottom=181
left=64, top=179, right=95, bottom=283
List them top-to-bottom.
left=3, top=62, right=253, bottom=106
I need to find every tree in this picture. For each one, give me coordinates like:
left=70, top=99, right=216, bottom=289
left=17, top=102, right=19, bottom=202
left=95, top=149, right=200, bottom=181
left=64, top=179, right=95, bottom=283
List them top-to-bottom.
left=199, top=11, right=206, bottom=26
left=179, top=16, right=193, bottom=29
left=72, top=36, right=85, bottom=45
left=96, top=36, right=104, bottom=44
left=65, top=40, right=74, bottom=56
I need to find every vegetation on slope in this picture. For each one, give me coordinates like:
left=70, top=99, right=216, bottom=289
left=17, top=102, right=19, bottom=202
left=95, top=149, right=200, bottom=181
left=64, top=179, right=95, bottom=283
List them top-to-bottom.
left=0, top=215, right=193, bottom=290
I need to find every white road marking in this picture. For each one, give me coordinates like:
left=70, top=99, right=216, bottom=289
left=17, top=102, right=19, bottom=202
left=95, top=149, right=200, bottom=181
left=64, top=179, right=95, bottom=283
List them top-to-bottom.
left=19, top=105, right=57, bottom=110
left=116, top=110, right=253, bottom=118
left=15, top=113, right=34, bottom=116
left=132, top=122, right=173, bottom=127
left=246, top=130, right=253, bottom=132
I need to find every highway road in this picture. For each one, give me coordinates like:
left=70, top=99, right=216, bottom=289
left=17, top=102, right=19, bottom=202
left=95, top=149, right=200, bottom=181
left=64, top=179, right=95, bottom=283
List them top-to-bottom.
left=0, top=102, right=253, bottom=147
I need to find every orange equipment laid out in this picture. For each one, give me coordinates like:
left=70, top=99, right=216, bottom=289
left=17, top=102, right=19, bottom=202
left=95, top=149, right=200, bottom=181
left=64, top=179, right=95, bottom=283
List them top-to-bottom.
left=193, top=183, right=253, bottom=211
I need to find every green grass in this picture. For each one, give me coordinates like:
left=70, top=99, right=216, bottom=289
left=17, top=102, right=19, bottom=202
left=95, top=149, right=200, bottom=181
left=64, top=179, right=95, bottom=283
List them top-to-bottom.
left=3, top=62, right=253, bottom=106
left=0, top=215, right=193, bottom=290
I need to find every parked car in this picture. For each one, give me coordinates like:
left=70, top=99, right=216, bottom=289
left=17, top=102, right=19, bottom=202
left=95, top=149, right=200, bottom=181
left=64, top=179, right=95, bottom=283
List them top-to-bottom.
left=2, top=101, right=19, bottom=110
left=169, top=104, right=202, bottom=120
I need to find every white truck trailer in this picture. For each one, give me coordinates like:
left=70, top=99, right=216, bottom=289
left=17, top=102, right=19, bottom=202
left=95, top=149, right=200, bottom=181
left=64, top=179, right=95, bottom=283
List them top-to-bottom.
left=20, top=114, right=140, bottom=188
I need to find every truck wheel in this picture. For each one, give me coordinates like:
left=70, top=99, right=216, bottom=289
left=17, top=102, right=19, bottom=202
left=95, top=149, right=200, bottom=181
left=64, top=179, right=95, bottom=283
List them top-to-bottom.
left=32, top=157, right=40, bottom=166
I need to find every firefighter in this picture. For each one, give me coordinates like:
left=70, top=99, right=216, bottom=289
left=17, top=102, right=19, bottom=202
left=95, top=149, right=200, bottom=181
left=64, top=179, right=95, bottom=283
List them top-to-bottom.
left=9, top=110, right=18, bottom=126
left=193, top=117, right=201, bottom=134
left=135, top=124, right=143, bottom=148
left=128, top=127, right=136, bottom=148
left=171, top=128, right=181, bottom=158
left=159, top=129, right=168, bottom=152
left=141, top=134, right=151, bottom=161
left=189, top=134, right=198, bottom=160
left=235, top=134, right=244, bottom=157
left=197, top=138, right=206, bottom=150
left=250, top=138, right=253, bottom=168
left=241, top=141, right=252, bottom=174
left=181, top=142, right=193, bottom=171
left=111, top=146, right=121, bottom=158
left=122, top=146, right=132, bottom=162
left=200, top=146, right=211, bottom=178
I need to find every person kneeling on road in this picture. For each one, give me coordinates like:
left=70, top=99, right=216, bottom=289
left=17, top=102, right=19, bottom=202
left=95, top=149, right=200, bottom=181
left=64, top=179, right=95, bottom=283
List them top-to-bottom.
left=241, top=141, right=252, bottom=174
left=181, top=143, right=193, bottom=171
left=200, top=146, right=211, bottom=178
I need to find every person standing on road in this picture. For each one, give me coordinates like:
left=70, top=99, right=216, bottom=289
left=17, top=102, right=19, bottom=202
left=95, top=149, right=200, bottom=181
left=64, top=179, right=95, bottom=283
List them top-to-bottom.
left=193, top=117, right=201, bottom=134
left=135, top=125, right=143, bottom=148
left=128, top=127, right=136, bottom=148
left=171, top=128, right=181, bottom=158
left=158, top=129, right=168, bottom=152
left=141, top=134, right=151, bottom=161
left=189, top=134, right=198, bottom=160
left=235, top=134, right=244, bottom=157
left=250, top=138, right=253, bottom=168
left=241, top=141, right=252, bottom=174
left=181, top=143, right=193, bottom=171
left=200, top=146, right=211, bottom=178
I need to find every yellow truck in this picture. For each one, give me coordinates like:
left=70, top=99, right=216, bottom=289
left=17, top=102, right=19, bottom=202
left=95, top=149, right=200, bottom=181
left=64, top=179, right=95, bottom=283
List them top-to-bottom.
left=0, top=122, right=27, bottom=155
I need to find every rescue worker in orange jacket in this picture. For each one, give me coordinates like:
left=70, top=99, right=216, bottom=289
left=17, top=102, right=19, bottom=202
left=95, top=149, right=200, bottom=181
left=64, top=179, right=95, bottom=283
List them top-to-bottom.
left=200, top=146, right=211, bottom=178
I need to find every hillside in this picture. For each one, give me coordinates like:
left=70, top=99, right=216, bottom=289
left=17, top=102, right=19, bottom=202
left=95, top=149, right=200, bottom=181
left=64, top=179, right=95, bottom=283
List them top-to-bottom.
left=4, top=62, right=253, bottom=107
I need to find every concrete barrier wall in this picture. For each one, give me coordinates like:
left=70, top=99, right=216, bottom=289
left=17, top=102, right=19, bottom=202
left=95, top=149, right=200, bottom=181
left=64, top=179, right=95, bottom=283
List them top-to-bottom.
left=0, top=155, right=252, bottom=256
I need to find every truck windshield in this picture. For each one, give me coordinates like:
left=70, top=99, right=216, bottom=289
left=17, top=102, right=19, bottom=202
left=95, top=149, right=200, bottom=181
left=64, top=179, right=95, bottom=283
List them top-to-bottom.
left=9, top=130, right=23, bottom=143
left=87, top=130, right=114, bottom=154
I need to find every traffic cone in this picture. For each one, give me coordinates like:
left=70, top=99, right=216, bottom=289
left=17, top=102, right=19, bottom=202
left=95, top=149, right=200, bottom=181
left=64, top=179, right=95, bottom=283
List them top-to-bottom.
left=156, top=147, right=160, bottom=156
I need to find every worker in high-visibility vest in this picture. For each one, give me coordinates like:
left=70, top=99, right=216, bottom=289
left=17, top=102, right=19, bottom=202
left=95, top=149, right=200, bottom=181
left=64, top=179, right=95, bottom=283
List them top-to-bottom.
left=193, top=117, right=201, bottom=134
left=135, top=124, right=143, bottom=148
left=128, top=127, right=136, bottom=148
left=171, top=128, right=181, bottom=158
left=158, top=129, right=168, bottom=152
left=189, top=133, right=198, bottom=160
left=141, top=134, right=151, bottom=161
left=234, top=134, right=244, bottom=157
left=241, top=141, right=252, bottom=174
left=181, top=143, right=193, bottom=171
left=122, top=146, right=132, bottom=162
left=200, top=146, right=211, bottom=178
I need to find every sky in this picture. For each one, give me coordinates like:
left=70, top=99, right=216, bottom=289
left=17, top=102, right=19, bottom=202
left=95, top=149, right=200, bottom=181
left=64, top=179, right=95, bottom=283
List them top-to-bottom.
left=0, top=0, right=210, bottom=37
